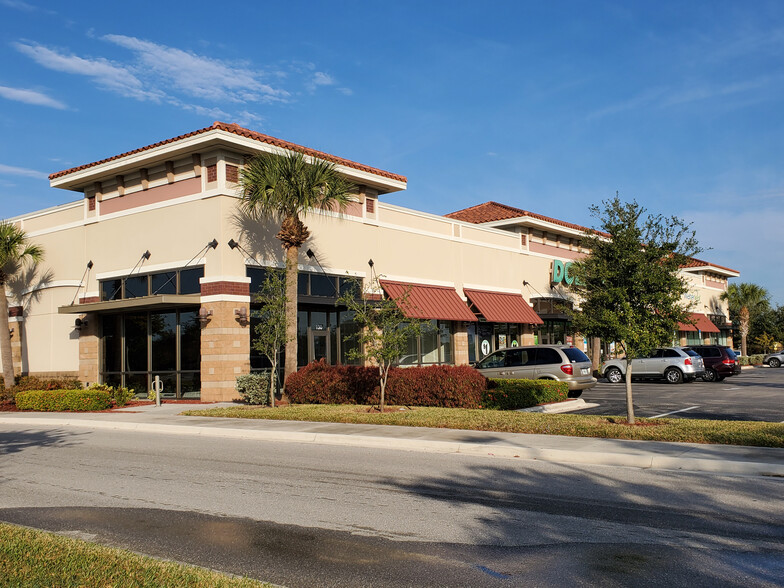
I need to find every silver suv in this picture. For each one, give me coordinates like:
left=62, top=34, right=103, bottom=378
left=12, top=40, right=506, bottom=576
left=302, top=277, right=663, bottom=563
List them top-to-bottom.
left=473, top=345, right=596, bottom=398
left=602, top=347, right=705, bottom=384
left=763, top=350, right=784, bottom=368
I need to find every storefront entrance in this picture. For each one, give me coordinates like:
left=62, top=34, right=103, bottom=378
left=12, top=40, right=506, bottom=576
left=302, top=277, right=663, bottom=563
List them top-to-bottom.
left=100, top=308, right=201, bottom=398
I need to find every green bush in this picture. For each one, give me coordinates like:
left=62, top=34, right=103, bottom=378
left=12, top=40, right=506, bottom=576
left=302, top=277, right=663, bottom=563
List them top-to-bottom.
left=738, top=354, right=765, bottom=366
left=236, top=373, right=271, bottom=405
left=13, top=376, right=82, bottom=392
left=482, top=379, right=568, bottom=410
left=87, top=383, right=135, bottom=407
left=15, top=389, right=112, bottom=412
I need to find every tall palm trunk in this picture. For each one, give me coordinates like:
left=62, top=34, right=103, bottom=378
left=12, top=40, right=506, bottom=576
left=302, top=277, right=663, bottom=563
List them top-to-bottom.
left=284, top=245, right=299, bottom=386
left=0, top=282, right=15, bottom=389
left=739, top=307, right=750, bottom=356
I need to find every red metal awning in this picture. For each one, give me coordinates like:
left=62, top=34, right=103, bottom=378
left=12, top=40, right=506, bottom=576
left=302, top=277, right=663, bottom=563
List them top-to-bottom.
left=379, top=280, right=477, bottom=322
left=463, top=288, right=544, bottom=324
left=678, top=312, right=720, bottom=333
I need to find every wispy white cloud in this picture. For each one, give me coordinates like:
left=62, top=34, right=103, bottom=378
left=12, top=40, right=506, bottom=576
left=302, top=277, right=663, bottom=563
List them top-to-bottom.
left=1, top=0, right=37, bottom=11
left=102, top=34, right=289, bottom=104
left=13, top=41, right=161, bottom=101
left=312, top=72, right=335, bottom=87
left=0, top=85, right=67, bottom=109
left=0, top=164, right=48, bottom=180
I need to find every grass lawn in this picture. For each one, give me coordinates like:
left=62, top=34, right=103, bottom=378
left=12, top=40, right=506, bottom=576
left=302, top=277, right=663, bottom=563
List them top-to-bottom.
left=183, top=404, right=784, bottom=448
left=0, top=522, right=272, bottom=588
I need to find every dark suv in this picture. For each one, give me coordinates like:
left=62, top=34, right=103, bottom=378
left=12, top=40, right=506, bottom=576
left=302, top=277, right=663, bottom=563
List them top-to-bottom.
left=686, top=345, right=740, bottom=382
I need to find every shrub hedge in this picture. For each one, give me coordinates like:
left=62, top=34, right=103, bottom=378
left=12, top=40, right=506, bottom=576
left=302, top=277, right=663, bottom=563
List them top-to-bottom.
left=738, top=354, right=765, bottom=366
left=285, top=361, right=486, bottom=408
left=236, top=373, right=271, bottom=405
left=482, top=378, right=568, bottom=410
left=15, top=389, right=112, bottom=412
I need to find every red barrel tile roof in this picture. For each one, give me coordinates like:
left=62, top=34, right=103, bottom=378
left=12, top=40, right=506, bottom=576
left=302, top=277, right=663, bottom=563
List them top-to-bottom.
left=50, top=121, right=406, bottom=183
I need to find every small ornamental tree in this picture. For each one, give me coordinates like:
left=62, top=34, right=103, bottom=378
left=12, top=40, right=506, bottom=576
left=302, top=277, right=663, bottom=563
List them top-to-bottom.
left=569, top=196, right=701, bottom=424
left=251, top=268, right=289, bottom=406
left=337, top=277, right=430, bottom=412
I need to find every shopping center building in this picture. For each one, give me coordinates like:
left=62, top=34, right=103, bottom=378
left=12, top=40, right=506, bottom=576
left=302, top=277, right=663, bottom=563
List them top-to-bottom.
left=2, top=122, right=740, bottom=400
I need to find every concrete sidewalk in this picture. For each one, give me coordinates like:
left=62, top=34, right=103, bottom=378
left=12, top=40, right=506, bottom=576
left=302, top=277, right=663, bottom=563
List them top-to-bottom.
left=1, top=402, right=782, bottom=477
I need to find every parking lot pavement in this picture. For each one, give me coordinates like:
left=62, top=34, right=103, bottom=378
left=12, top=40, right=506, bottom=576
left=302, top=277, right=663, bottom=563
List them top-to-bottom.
left=579, top=366, right=784, bottom=422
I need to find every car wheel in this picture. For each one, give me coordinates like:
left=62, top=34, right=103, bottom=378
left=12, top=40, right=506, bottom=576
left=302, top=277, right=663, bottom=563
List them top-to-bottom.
left=770, top=358, right=781, bottom=368
left=605, top=367, right=624, bottom=383
left=664, top=368, right=683, bottom=384
left=702, top=368, right=718, bottom=382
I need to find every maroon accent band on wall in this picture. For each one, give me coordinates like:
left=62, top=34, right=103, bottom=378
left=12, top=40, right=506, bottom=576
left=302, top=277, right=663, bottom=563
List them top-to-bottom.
left=200, top=281, right=250, bottom=297
left=79, top=297, right=100, bottom=304
left=8, top=306, right=23, bottom=317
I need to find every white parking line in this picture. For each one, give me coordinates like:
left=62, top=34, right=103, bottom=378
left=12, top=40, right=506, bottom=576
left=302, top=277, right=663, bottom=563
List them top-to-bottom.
left=650, top=406, right=700, bottom=418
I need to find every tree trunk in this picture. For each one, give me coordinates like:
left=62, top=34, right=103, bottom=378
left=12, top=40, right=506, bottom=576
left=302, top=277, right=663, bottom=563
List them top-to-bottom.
left=283, top=245, right=299, bottom=388
left=0, top=285, right=15, bottom=389
left=739, top=307, right=749, bottom=356
left=591, top=337, right=601, bottom=374
left=625, top=358, right=635, bottom=425
left=379, top=364, right=386, bottom=413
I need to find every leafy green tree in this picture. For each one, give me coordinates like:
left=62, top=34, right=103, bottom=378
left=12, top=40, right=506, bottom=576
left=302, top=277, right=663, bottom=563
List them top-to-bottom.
left=239, top=151, right=355, bottom=384
left=570, top=197, right=700, bottom=424
left=0, top=222, right=44, bottom=388
left=251, top=268, right=290, bottom=407
left=337, top=277, right=430, bottom=413
left=721, top=283, right=770, bottom=356
left=753, top=332, right=777, bottom=354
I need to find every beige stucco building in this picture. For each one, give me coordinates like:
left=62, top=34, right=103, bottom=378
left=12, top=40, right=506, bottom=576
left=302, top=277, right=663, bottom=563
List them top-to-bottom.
left=2, top=122, right=739, bottom=400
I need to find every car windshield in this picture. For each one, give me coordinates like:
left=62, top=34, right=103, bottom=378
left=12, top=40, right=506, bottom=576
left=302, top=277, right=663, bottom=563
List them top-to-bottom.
left=562, top=347, right=590, bottom=363
left=725, top=348, right=738, bottom=359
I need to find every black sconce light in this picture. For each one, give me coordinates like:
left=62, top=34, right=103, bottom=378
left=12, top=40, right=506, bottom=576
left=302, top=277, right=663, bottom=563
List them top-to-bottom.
left=228, top=239, right=239, bottom=250
left=368, top=259, right=374, bottom=268
left=74, top=318, right=88, bottom=330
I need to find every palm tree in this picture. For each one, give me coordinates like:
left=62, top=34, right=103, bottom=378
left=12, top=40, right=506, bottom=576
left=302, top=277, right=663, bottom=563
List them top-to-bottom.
left=239, top=151, right=355, bottom=385
left=0, top=221, right=44, bottom=388
left=720, top=282, right=770, bottom=356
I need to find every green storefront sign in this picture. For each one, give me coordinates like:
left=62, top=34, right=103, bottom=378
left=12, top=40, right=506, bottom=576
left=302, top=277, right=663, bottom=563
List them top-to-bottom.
left=551, top=260, right=582, bottom=286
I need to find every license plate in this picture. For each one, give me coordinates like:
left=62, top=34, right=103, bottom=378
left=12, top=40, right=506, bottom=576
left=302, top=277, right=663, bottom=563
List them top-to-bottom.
left=581, top=368, right=589, bottom=375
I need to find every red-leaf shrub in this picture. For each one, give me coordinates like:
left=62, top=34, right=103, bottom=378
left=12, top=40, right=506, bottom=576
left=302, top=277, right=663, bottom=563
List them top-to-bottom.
left=285, top=361, right=487, bottom=408
left=285, top=361, right=379, bottom=404
left=384, top=365, right=486, bottom=408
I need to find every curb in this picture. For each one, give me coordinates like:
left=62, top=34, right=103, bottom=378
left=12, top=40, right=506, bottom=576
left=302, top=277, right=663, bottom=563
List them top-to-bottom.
left=518, top=399, right=600, bottom=414
left=2, top=416, right=782, bottom=477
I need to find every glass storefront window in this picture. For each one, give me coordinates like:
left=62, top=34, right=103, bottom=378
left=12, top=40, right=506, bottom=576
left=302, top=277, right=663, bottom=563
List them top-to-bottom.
left=179, top=267, right=203, bottom=294
left=151, top=272, right=177, bottom=295
left=310, top=274, right=336, bottom=297
left=124, top=276, right=148, bottom=299
left=101, top=279, right=122, bottom=301
left=101, top=309, right=200, bottom=398
left=297, top=311, right=308, bottom=367
left=340, top=311, right=361, bottom=365
left=421, top=320, right=439, bottom=364
left=439, top=322, right=452, bottom=364
left=467, top=324, right=477, bottom=364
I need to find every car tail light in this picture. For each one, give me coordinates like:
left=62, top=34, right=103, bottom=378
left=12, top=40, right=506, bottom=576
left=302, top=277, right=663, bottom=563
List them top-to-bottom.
left=684, top=358, right=692, bottom=366
left=722, top=359, right=736, bottom=366
left=560, top=364, right=573, bottom=375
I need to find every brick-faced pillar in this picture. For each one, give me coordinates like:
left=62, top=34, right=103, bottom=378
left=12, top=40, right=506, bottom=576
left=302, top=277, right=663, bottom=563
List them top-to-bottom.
left=200, top=279, right=251, bottom=402
left=78, top=314, right=99, bottom=386
left=453, top=322, right=470, bottom=365
left=520, top=324, right=536, bottom=346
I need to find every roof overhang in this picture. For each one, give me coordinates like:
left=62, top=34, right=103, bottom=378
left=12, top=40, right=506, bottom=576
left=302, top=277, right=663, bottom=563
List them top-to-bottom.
left=50, top=127, right=406, bottom=195
left=681, top=265, right=740, bottom=278
left=59, top=294, right=201, bottom=314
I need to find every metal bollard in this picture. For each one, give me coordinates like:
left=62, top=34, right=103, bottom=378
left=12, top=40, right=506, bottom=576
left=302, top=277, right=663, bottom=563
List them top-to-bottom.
left=152, top=375, right=163, bottom=407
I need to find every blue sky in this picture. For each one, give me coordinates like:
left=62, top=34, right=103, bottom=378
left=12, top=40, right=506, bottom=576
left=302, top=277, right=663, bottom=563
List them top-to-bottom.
left=1, top=1, right=783, bottom=303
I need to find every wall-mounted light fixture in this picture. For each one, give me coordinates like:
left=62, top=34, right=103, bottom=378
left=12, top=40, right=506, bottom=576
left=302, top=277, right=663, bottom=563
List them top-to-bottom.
left=228, top=239, right=239, bottom=250
left=198, top=307, right=213, bottom=327
left=234, top=307, right=249, bottom=325
left=74, top=318, right=88, bottom=330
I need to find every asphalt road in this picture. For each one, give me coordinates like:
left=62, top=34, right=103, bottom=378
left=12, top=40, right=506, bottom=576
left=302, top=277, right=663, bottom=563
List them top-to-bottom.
left=580, top=366, right=784, bottom=422
left=1, top=425, right=782, bottom=586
